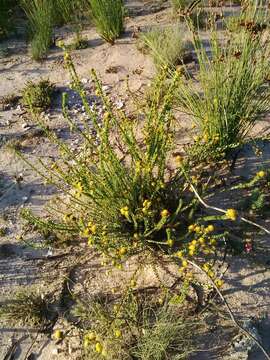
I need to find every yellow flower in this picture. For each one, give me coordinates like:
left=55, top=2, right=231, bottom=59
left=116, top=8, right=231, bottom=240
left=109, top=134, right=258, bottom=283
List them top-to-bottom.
left=57, top=40, right=64, bottom=48
left=64, top=52, right=71, bottom=62
left=103, top=112, right=110, bottom=120
left=203, top=133, right=208, bottom=142
left=175, top=155, right=183, bottom=165
left=257, top=170, right=266, bottom=178
left=74, top=182, right=83, bottom=197
left=143, top=199, right=151, bottom=208
left=120, top=206, right=129, bottom=217
left=226, top=208, right=238, bottom=221
left=160, top=209, right=170, bottom=217
left=90, top=224, right=97, bottom=234
left=188, top=224, right=195, bottom=232
left=206, top=224, right=214, bottom=233
left=194, top=226, right=201, bottom=233
left=82, top=228, right=90, bottom=237
left=88, top=236, right=94, bottom=246
left=198, top=237, right=205, bottom=245
left=167, top=239, right=174, bottom=247
left=191, top=239, right=197, bottom=246
left=210, top=239, right=217, bottom=246
left=188, top=244, right=196, bottom=251
left=119, top=247, right=127, bottom=256
left=176, top=250, right=184, bottom=258
left=189, top=250, right=195, bottom=256
left=182, top=260, right=188, bottom=267
left=203, top=263, right=211, bottom=272
left=215, top=279, right=224, bottom=288
left=114, top=329, right=122, bottom=338
left=53, top=330, right=63, bottom=340
left=83, top=338, right=90, bottom=348
left=95, top=342, right=103, bottom=353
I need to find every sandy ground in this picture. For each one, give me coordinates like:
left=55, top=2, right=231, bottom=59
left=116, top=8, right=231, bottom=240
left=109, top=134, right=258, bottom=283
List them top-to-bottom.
left=1, top=0, right=270, bottom=359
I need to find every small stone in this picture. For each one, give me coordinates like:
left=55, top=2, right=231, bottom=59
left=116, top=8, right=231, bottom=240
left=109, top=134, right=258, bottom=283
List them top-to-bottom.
left=81, top=78, right=88, bottom=84
left=102, top=85, right=110, bottom=93
left=115, top=100, right=124, bottom=109
left=22, top=123, right=30, bottom=130
left=52, top=348, right=60, bottom=355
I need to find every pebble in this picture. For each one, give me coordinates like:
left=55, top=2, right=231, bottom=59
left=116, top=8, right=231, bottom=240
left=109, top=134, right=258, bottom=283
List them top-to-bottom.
left=81, top=78, right=88, bottom=84
left=102, top=85, right=110, bottom=93
left=115, top=100, right=124, bottom=109
left=22, top=123, right=31, bottom=130
left=52, top=348, right=60, bottom=355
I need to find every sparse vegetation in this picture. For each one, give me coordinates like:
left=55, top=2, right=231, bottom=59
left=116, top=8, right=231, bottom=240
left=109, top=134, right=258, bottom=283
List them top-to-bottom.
left=21, top=0, right=54, bottom=60
left=88, top=0, right=124, bottom=44
left=2, top=1, right=270, bottom=359
left=179, top=4, right=270, bottom=161
left=138, top=25, right=191, bottom=70
left=22, top=79, right=55, bottom=112
left=74, top=287, right=199, bottom=359
left=0, top=288, right=53, bottom=326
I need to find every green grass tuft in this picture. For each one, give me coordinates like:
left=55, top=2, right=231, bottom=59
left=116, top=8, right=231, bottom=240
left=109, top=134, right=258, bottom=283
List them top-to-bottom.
left=21, top=0, right=54, bottom=60
left=88, top=0, right=124, bottom=44
left=137, top=24, right=191, bottom=71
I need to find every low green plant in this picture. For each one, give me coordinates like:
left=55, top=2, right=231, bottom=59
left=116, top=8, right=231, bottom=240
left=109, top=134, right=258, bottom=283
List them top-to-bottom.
left=21, top=0, right=54, bottom=60
left=88, top=0, right=124, bottom=44
left=178, top=3, right=270, bottom=161
left=137, top=25, right=191, bottom=71
left=16, top=49, right=232, bottom=279
left=22, top=79, right=55, bottom=113
left=233, top=169, right=270, bottom=216
left=74, top=287, right=198, bottom=359
left=0, top=288, right=53, bottom=326
left=132, top=307, right=195, bottom=360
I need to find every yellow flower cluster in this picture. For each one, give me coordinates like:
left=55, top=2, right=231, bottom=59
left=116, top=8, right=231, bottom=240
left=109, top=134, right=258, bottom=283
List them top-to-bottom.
left=256, top=170, right=266, bottom=178
left=74, top=181, right=83, bottom=198
left=142, top=199, right=151, bottom=214
left=120, top=206, right=129, bottom=218
left=225, top=208, right=238, bottom=221
left=160, top=209, right=170, bottom=218
left=81, top=221, right=97, bottom=240
left=177, top=223, right=217, bottom=273
left=83, top=332, right=108, bottom=356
